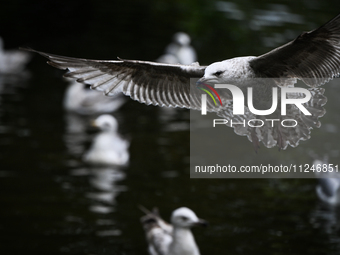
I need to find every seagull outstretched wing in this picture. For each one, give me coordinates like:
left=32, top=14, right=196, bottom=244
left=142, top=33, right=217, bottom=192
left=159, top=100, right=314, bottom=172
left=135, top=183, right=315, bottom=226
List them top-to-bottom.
left=249, top=13, right=340, bottom=86
left=22, top=48, right=206, bottom=109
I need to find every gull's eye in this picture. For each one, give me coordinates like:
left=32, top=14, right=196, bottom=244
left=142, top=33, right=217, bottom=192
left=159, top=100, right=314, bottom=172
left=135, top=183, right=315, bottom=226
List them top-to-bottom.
left=214, top=71, right=224, bottom=76
left=180, top=216, right=188, bottom=221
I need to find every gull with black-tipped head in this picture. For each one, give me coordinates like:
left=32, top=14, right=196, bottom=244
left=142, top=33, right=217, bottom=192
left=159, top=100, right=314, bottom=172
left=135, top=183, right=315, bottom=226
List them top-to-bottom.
left=21, top=13, right=340, bottom=149
left=140, top=206, right=207, bottom=255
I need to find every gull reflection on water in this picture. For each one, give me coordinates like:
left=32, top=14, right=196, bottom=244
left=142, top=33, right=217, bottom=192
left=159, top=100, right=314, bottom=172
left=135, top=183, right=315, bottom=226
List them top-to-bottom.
left=63, top=112, right=91, bottom=157
left=70, top=166, right=128, bottom=237
left=86, top=167, right=127, bottom=212
left=310, top=203, right=340, bottom=250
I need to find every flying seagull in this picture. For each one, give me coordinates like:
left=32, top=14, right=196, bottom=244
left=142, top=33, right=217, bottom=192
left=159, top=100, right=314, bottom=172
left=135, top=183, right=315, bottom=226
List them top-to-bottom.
left=21, top=13, right=340, bottom=149
left=140, top=206, right=207, bottom=255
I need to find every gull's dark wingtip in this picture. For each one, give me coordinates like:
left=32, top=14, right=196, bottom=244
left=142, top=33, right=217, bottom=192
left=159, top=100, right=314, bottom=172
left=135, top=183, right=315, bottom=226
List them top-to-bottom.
left=18, top=47, right=52, bottom=59
left=19, top=47, right=36, bottom=53
left=18, top=48, right=67, bottom=70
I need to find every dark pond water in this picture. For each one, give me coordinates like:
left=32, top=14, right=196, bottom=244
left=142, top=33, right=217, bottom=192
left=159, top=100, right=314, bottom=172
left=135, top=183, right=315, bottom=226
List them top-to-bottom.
left=1, top=1, right=340, bottom=254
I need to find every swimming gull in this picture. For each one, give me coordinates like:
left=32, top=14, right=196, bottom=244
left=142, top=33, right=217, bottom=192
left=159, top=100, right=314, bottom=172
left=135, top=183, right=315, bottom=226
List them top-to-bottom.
left=21, top=13, right=340, bottom=149
left=157, top=32, right=197, bottom=65
left=0, top=37, right=31, bottom=74
left=63, top=79, right=125, bottom=115
left=83, top=114, right=129, bottom=166
left=314, top=159, right=340, bottom=206
left=140, top=206, right=207, bottom=255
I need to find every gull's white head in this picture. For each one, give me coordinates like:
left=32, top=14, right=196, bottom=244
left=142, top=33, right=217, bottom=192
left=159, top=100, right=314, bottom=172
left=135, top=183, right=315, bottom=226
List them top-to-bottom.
left=173, top=32, right=191, bottom=46
left=198, top=57, right=257, bottom=85
left=199, top=61, right=227, bottom=84
left=93, top=114, right=118, bottom=132
left=170, top=207, right=207, bottom=228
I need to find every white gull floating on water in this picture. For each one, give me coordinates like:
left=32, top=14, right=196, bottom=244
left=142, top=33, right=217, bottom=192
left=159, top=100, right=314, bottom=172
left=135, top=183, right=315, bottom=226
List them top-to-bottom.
left=22, top=13, right=340, bottom=149
left=157, top=32, right=197, bottom=65
left=0, top=37, right=31, bottom=74
left=63, top=79, right=125, bottom=115
left=83, top=114, right=129, bottom=166
left=314, top=159, right=340, bottom=206
left=140, top=206, right=207, bottom=255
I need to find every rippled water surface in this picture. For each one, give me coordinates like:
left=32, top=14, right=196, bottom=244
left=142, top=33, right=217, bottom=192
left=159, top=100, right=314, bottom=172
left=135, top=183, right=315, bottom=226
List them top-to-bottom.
left=1, top=1, right=340, bottom=254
